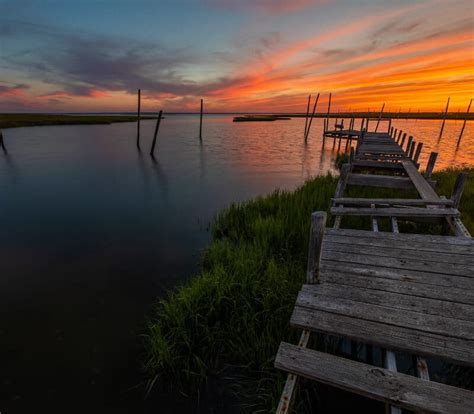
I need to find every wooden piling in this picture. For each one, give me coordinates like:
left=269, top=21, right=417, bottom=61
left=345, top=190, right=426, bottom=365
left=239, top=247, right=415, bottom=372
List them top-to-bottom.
left=137, top=89, right=141, bottom=149
left=305, top=93, right=320, bottom=142
left=326, top=93, right=332, bottom=131
left=304, top=94, right=311, bottom=138
left=438, top=97, right=450, bottom=142
left=456, top=98, right=472, bottom=148
left=199, top=99, right=203, bottom=140
left=375, top=103, right=385, bottom=132
left=150, top=110, right=163, bottom=157
left=390, top=126, right=394, bottom=136
left=393, top=129, right=398, bottom=141
left=0, top=130, right=6, bottom=153
left=397, top=130, right=403, bottom=143
left=400, top=133, right=407, bottom=149
left=405, top=136, right=413, bottom=154
left=408, top=140, right=416, bottom=159
left=413, top=142, right=423, bottom=165
left=424, top=152, right=438, bottom=178
left=451, top=172, right=467, bottom=208
left=306, top=212, right=327, bottom=284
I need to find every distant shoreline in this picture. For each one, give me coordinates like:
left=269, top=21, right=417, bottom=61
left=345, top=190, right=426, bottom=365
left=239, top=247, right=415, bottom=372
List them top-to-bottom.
left=1, top=112, right=472, bottom=129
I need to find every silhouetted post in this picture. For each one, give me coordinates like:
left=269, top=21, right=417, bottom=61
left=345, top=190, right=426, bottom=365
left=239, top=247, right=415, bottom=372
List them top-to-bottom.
left=137, top=89, right=141, bottom=149
left=305, top=92, right=320, bottom=142
left=326, top=92, right=332, bottom=131
left=304, top=94, right=311, bottom=138
left=438, top=97, right=450, bottom=142
left=456, top=98, right=472, bottom=148
left=199, top=99, right=203, bottom=140
left=375, top=103, right=385, bottom=132
left=150, top=110, right=163, bottom=157
left=397, top=129, right=403, bottom=143
left=0, top=130, right=6, bottom=153
left=400, top=133, right=407, bottom=149
left=405, top=136, right=413, bottom=154
left=408, top=139, right=416, bottom=159
left=413, top=142, right=423, bottom=165
left=424, top=152, right=438, bottom=178
left=451, top=172, right=467, bottom=208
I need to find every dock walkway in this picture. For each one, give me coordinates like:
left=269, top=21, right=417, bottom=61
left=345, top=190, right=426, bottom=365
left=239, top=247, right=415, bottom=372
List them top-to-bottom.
left=275, top=126, right=474, bottom=413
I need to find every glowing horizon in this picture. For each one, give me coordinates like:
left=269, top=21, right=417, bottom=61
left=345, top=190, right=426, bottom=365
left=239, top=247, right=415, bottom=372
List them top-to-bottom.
left=1, top=0, right=473, bottom=113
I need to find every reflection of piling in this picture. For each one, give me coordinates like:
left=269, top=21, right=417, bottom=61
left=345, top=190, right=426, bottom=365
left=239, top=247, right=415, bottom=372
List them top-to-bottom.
left=137, top=89, right=141, bottom=149
left=438, top=97, right=450, bottom=142
left=456, top=98, right=472, bottom=148
left=199, top=99, right=203, bottom=140
left=150, top=110, right=163, bottom=157
left=0, top=130, right=6, bottom=153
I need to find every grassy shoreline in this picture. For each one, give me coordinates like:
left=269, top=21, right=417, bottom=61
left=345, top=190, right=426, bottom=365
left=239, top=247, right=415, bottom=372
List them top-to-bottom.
left=0, top=114, right=155, bottom=129
left=145, top=168, right=473, bottom=411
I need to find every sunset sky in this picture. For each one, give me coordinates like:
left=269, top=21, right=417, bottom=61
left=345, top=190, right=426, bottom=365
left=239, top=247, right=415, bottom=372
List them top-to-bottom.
left=1, top=0, right=473, bottom=113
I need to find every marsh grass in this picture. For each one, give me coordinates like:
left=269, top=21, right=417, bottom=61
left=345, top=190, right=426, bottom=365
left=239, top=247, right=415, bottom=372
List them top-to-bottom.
left=145, top=168, right=473, bottom=411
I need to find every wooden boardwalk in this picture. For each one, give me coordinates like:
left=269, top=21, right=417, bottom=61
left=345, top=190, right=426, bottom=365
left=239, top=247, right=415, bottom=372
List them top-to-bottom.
left=275, top=126, right=474, bottom=413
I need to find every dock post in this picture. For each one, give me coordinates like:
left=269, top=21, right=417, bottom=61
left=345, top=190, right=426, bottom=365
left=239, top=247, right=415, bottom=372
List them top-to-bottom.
left=137, top=89, right=141, bottom=149
left=325, top=92, right=332, bottom=132
left=305, top=93, right=320, bottom=142
left=304, top=94, right=311, bottom=139
left=438, top=97, right=450, bottom=142
left=456, top=98, right=472, bottom=148
left=199, top=99, right=203, bottom=140
left=374, top=102, right=385, bottom=132
left=150, top=110, right=163, bottom=157
left=390, top=126, right=394, bottom=136
left=393, top=129, right=398, bottom=141
left=0, top=130, right=6, bottom=153
left=397, top=130, right=403, bottom=143
left=400, top=133, right=407, bottom=149
left=405, top=136, right=413, bottom=154
left=408, top=139, right=416, bottom=159
left=413, top=142, right=423, bottom=166
left=424, top=152, right=438, bottom=178
left=451, top=172, right=467, bottom=209
left=306, top=212, right=327, bottom=284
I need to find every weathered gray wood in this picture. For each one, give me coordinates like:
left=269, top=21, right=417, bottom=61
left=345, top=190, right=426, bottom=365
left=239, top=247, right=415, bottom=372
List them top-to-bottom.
left=137, top=88, right=141, bottom=149
left=150, top=110, right=163, bottom=157
left=424, top=152, right=438, bottom=178
left=351, top=160, right=404, bottom=170
left=401, top=160, right=440, bottom=202
left=333, top=164, right=350, bottom=198
left=451, top=172, right=468, bottom=208
left=347, top=173, right=433, bottom=190
left=332, top=197, right=453, bottom=207
left=330, top=206, right=459, bottom=218
left=306, top=212, right=326, bottom=284
left=447, top=217, right=472, bottom=238
left=325, top=228, right=474, bottom=248
left=323, top=241, right=474, bottom=266
left=322, top=249, right=472, bottom=278
left=320, top=264, right=474, bottom=304
left=299, top=283, right=474, bottom=321
left=296, top=290, right=474, bottom=340
left=290, top=306, right=474, bottom=366
left=275, top=342, right=474, bottom=413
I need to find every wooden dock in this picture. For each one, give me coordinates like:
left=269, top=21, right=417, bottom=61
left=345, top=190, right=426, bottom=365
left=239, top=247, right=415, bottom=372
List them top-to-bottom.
left=275, top=126, right=474, bottom=413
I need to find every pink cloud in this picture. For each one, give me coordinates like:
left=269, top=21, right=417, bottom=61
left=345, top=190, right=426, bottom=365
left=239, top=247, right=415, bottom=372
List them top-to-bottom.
left=206, top=0, right=322, bottom=15
left=0, top=83, right=29, bottom=98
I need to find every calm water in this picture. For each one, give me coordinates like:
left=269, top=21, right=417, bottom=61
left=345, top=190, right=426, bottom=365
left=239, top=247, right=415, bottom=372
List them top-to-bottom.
left=0, top=115, right=472, bottom=413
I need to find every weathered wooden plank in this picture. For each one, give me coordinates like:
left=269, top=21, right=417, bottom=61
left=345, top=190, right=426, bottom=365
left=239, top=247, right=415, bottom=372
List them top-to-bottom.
left=351, top=160, right=404, bottom=170
left=401, top=160, right=440, bottom=202
left=347, top=174, right=416, bottom=189
left=332, top=197, right=453, bottom=207
left=331, top=206, right=460, bottom=218
left=325, top=228, right=474, bottom=247
left=325, top=233, right=474, bottom=256
left=323, top=241, right=474, bottom=266
left=322, top=250, right=473, bottom=278
left=320, top=262, right=474, bottom=299
left=299, top=283, right=474, bottom=321
left=296, top=290, right=474, bottom=340
left=290, top=307, right=474, bottom=366
left=275, top=342, right=474, bottom=413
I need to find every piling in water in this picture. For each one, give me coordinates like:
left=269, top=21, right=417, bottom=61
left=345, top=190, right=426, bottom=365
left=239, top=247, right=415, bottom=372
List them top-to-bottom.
left=137, top=89, right=141, bottom=149
left=305, top=93, right=320, bottom=142
left=304, top=94, right=311, bottom=138
left=438, top=97, right=450, bottom=142
left=456, top=98, right=472, bottom=148
left=199, top=99, right=203, bottom=140
left=150, top=110, right=163, bottom=157
left=0, top=130, right=6, bottom=153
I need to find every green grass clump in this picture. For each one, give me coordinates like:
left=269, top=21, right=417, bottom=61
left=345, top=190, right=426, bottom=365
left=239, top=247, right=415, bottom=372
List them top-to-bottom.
left=145, top=168, right=473, bottom=411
